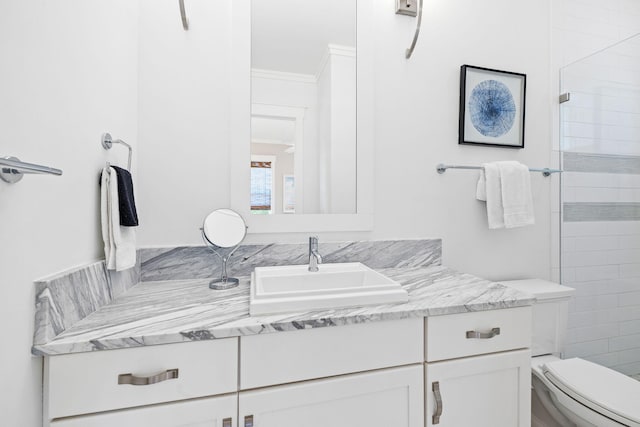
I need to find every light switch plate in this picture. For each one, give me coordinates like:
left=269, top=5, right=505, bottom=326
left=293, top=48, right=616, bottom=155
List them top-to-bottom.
left=396, top=0, right=418, bottom=17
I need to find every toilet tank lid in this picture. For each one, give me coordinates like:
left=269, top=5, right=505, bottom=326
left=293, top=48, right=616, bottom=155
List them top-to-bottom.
left=498, top=279, right=575, bottom=300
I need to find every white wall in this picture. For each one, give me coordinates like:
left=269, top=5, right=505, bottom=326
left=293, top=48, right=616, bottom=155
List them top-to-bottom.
left=137, top=0, right=231, bottom=245
left=138, top=0, right=553, bottom=281
left=0, top=1, right=138, bottom=425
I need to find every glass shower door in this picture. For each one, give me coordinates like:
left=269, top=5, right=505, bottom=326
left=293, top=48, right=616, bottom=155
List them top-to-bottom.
left=559, top=34, right=640, bottom=377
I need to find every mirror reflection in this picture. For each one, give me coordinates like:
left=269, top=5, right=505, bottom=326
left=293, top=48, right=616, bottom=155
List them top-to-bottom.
left=251, top=0, right=357, bottom=215
left=203, top=208, right=247, bottom=248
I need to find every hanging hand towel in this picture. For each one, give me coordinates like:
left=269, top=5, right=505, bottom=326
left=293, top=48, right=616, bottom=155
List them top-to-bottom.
left=498, top=161, right=535, bottom=228
left=478, top=162, right=505, bottom=229
left=100, top=166, right=137, bottom=271
left=111, top=166, right=139, bottom=226
left=100, top=167, right=116, bottom=269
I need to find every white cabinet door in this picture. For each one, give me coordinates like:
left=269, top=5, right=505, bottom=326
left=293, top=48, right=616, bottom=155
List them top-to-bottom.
left=425, top=349, right=531, bottom=427
left=239, top=365, right=424, bottom=427
left=50, top=394, right=237, bottom=427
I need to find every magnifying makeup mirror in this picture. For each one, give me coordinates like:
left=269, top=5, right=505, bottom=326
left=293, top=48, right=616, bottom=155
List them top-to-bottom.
left=201, top=208, right=247, bottom=290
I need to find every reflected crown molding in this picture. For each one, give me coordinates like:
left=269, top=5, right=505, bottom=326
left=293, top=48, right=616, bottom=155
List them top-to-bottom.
left=316, top=44, right=357, bottom=83
left=252, top=68, right=316, bottom=84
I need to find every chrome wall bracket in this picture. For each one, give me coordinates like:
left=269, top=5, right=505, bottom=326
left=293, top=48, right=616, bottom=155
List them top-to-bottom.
left=396, top=0, right=418, bottom=16
left=0, top=156, right=63, bottom=184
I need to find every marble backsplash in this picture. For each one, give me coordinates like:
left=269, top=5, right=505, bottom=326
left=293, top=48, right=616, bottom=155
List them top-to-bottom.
left=33, top=239, right=441, bottom=348
left=139, top=239, right=442, bottom=282
left=33, top=260, right=140, bottom=347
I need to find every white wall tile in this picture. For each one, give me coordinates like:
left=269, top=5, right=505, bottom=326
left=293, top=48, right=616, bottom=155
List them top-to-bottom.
left=619, top=234, right=640, bottom=249
left=570, top=236, right=619, bottom=251
left=620, top=263, right=640, bottom=278
left=574, top=265, right=619, bottom=281
left=561, top=267, right=577, bottom=283
left=618, top=290, right=640, bottom=307
left=573, top=294, right=619, bottom=311
left=619, top=319, right=640, bottom=335
left=567, top=323, right=619, bottom=343
left=610, top=333, right=640, bottom=351
left=565, top=339, right=609, bottom=357
left=616, top=347, right=640, bottom=364
left=584, top=352, right=620, bottom=366
left=611, top=361, right=640, bottom=375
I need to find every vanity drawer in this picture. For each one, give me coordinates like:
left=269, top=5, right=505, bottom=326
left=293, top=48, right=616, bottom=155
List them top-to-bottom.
left=425, top=306, right=531, bottom=362
left=240, top=318, right=423, bottom=389
left=45, top=339, right=238, bottom=419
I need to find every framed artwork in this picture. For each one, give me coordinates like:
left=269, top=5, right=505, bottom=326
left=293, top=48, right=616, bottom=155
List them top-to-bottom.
left=459, top=65, right=526, bottom=148
left=282, top=175, right=295, bottom=213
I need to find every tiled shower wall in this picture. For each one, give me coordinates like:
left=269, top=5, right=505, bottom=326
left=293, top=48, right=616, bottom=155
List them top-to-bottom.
left=559, top=31, right=640, bottom=375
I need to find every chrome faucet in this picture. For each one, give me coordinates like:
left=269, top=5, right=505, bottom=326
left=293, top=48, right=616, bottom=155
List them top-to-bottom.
left=308, top=236, right=323, bottom=272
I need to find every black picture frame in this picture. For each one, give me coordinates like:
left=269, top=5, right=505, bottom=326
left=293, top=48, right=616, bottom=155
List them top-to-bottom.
left=458, top=65, right=526, bottom=149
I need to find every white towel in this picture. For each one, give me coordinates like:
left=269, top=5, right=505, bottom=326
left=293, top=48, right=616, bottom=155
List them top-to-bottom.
left=476, top=161, right=535, bottom=229
left=499, top=161, right=535, bottom=228
left=477, top=162, right=505, bottom=229
left=101, top=166, right=136, bottom=271
left=100, top=168, right=116, bottom=269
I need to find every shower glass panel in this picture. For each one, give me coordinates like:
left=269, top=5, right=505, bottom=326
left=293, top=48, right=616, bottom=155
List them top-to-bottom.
left=560, top=34, right=640, bottom=378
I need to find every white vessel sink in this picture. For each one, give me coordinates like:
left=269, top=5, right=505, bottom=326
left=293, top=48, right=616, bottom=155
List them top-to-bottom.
left=249, top=262, right=409, bottom=316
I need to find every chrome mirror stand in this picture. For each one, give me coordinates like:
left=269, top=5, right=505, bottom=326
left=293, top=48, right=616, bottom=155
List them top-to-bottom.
left=201, top=229, right=241, bottom=290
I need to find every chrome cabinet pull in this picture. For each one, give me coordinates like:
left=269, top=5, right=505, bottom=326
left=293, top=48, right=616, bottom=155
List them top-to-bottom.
left=466, top=327, right=500, bottom=339
left=118, top=368, right=179, bottom=386
left=432, top=381, right=443, bottom=424
left=244, top=415, right=254, bottom=427
left=222, top=418, right=232, bottom=427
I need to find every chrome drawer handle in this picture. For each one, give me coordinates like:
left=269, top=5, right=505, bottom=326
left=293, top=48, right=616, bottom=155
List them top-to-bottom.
left=466, top=327, right=500, bottom=339
left=118, top=368, right=179, bottom=386
left=432, top=381, right=443, bottom=424
left=244, top=415, right=254, bottom=427
left=222, top=418, right=232, bottom=427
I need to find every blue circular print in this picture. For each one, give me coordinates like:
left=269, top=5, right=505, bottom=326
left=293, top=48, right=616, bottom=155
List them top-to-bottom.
left=468, top=79, right=516, bottom=137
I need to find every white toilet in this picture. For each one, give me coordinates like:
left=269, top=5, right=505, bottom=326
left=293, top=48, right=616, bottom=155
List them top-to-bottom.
left=501, top=279, right=640, bottom=427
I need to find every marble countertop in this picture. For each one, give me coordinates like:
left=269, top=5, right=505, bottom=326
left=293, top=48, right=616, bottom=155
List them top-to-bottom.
left=32, top=266, right=534, bottom=356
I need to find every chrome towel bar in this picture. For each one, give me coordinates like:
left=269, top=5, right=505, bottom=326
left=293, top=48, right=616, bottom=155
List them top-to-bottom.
left=0, top=156, right=63, bottom=184
left=436, top=163, right=562, bottom=177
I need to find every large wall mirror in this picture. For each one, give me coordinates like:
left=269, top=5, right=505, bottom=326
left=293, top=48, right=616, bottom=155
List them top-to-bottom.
left=230, top=0, right=373, bottom=232
left=251, top=0, right=356, bottom=216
